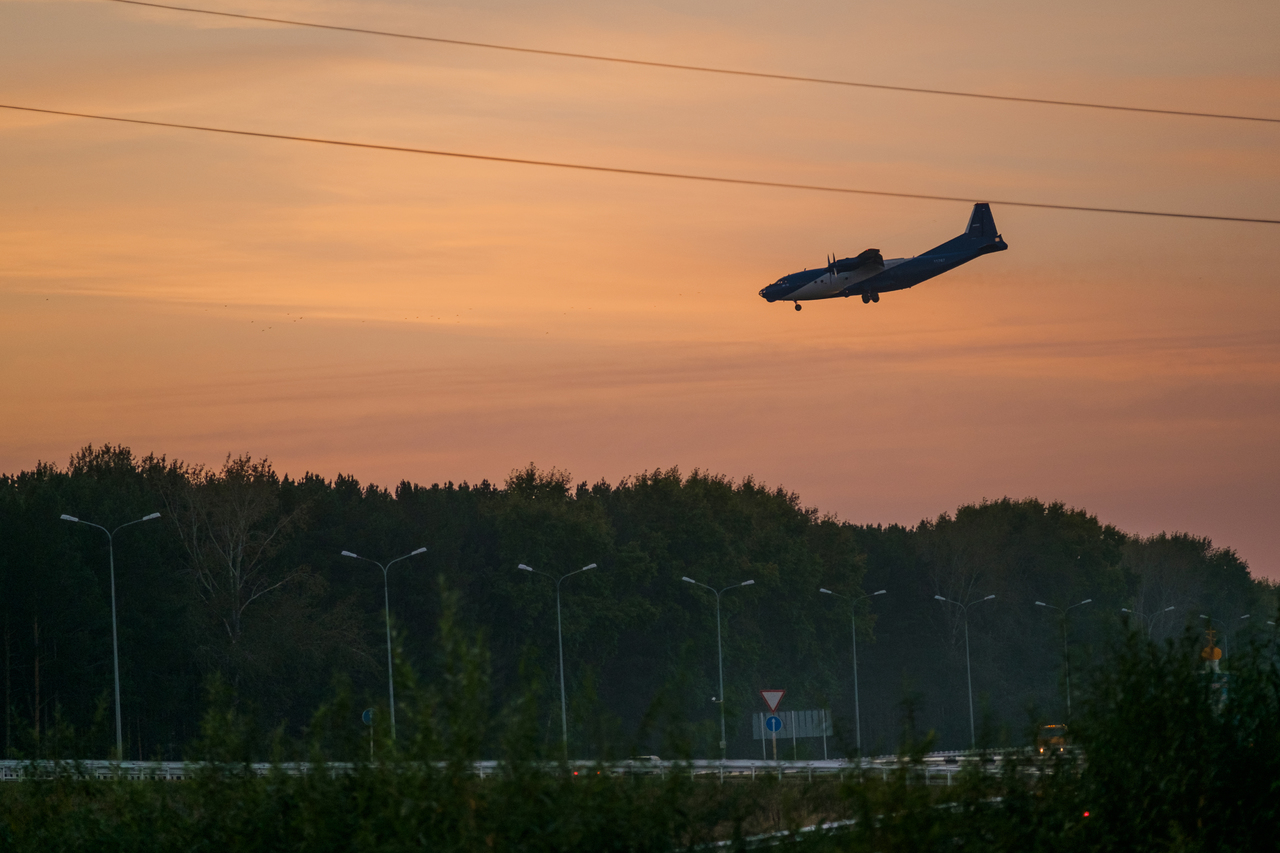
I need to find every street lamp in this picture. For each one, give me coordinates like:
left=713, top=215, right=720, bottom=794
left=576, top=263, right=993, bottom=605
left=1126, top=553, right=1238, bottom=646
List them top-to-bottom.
left=61, top=511, right=161, bottom=758
left=341, top=547, right=427, bottom=741
left=518, top=562, right=596, bottom=760
left=683, top=576, right=754, bottom=761
left=819, top=587, right=886, bottom=753
left=934, top=593, right=995, bottom=749
left=1034, top=598, right=1091, bottom=722
left=1121, top=605, right=1175, bottom=638
left=1199, top=613, right=1251, bottom=659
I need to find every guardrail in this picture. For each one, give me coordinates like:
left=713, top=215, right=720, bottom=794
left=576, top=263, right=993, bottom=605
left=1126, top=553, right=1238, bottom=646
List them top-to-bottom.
left=0, top=750, right=1028, bottom=784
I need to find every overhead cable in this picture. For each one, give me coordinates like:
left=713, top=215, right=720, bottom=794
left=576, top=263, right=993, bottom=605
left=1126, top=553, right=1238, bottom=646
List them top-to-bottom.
left=104, top=0, right=1280, bottom=125
left=2, top=103, right=1277, bottom=225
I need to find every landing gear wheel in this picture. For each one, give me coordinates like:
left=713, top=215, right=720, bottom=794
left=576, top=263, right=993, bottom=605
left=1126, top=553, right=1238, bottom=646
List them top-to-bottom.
left=871, top=292, right=880, bottom=303
left=861, top=293, right=871, bottom=304
left=794, top=303, right=802, bottom=311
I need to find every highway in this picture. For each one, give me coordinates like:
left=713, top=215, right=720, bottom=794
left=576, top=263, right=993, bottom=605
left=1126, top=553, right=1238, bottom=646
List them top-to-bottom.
left=0, top=750, right=1035, bottom=784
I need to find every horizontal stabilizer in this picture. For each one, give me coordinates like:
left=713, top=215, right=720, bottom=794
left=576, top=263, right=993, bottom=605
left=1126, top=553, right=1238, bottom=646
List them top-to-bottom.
left=920, top=202, right=1007, bottom=258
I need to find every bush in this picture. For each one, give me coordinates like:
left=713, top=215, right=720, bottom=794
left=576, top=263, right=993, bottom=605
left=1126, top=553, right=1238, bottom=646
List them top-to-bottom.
left=1, top=619, right=1277, bottom=852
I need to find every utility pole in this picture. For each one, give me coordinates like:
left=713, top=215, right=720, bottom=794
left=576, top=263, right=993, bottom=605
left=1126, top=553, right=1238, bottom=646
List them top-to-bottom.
left=61, top=511, right=161, bottom=758
left=341, top=547, right=428, bottom=741
left=518, top=562, right=598, bottom=760
left=683, top=577, right=755, bottom=761
left=819, top=587, right=886, bottom=753
left=934, top=593, right=995, bottom=749
left=1034, top=598, right=1092, bottom=722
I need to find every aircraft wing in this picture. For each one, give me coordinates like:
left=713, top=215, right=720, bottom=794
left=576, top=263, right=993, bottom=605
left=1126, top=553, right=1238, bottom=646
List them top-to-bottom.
left=833, top=248, right=884, bottom=275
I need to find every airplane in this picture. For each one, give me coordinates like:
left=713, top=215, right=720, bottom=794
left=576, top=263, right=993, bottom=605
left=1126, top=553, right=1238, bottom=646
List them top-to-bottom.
left=758, top=203, right=1008, bottom=310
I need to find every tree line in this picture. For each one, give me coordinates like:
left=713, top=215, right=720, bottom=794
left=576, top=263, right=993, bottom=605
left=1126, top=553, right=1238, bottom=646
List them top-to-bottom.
left=0, top=444, right=1273, bottom=760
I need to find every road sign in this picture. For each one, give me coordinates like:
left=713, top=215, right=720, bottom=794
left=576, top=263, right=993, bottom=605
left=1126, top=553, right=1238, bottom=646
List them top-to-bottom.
left=760, top=689, right=785, bottom=711
left=362, top=708, right=374, bottom=726
left=753, top=710, right=833, bottom=740
left=765, top=714, right=782, bottom=733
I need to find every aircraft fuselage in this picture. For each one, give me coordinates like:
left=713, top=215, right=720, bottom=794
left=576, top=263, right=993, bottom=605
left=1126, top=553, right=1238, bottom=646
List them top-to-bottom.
left=759, top=203, right=1008, bottom=306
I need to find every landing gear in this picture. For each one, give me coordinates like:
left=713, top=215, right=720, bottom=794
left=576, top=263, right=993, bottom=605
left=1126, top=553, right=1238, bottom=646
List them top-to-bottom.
left=871, top=292, right=880, bottom=303
left=861, top=293, right=870, bottom=304
left=794, top=302, right=802, bottom=311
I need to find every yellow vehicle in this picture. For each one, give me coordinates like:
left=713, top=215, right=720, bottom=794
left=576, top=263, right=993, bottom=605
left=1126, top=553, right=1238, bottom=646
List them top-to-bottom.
left=1037, top=724, right=1068, bottom=754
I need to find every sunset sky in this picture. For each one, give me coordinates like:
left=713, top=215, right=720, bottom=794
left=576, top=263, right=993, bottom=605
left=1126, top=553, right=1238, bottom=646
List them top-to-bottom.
left=2, top=0, right=1278, bottom=577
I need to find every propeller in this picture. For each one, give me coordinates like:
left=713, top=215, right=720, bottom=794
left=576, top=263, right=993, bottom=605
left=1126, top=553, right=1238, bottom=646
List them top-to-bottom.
left=827, top=254, right=838, bottom=278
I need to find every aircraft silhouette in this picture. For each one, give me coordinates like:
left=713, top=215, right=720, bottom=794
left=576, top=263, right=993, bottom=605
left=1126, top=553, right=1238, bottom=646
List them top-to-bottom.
left=759, top=203, right=1008, bottom=310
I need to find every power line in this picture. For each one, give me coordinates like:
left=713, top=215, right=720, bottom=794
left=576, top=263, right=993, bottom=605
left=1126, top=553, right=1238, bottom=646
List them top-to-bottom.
left=104, top=0, right=1280, bottom=125
left=2, top=103, right=1277, bottom=225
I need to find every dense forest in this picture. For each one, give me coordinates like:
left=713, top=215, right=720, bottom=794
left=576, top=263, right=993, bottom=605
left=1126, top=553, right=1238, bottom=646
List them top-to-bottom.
left=0, top=444, right=1273, bottom=760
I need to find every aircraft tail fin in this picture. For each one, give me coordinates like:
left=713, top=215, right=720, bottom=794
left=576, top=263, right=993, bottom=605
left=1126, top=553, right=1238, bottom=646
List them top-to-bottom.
left=923, top=203, right=1007, bottom=257
left=965, top=203, right=999, bottom=241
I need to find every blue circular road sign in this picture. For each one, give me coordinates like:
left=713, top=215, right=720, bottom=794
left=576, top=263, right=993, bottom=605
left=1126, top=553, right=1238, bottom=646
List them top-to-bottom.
left=362, top=708, right=374, bottom=726
left=765, top=714, right=782, bottom=733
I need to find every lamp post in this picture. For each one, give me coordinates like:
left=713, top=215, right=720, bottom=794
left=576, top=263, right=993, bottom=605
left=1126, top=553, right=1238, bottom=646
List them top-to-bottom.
left=60, top=511, right=161, bottom=758
left=341, top=547, right=427, bottom=741
left=517, top=562, right=596, bottom=760
left=683, top=577, right=754, bottom=761
left=819, top=587, right=886, bottom=753
left=934, top=593, right=995, bottom=749
left=1034, top=598, right=1092, bottom=722
left=1121, top=604, right=1175, bottom=639
left=1199, top=613, right=1251, bottom=659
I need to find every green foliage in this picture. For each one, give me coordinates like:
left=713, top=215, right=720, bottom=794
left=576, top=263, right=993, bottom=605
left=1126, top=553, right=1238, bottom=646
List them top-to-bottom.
left=0, top=448, right=1273, bottom=763
left=2, top=614, right=1278, bottom=851
left=1073, top=628, right=1280, bottom=850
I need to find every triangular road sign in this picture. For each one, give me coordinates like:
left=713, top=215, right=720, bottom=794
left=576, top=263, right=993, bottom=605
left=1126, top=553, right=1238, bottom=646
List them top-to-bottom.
left=760, top=689, right=785, bottom=712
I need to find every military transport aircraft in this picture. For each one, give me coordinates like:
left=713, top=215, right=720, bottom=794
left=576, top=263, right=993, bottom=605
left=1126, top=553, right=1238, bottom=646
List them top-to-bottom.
left=759, top=203, right=1008, bottom=310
